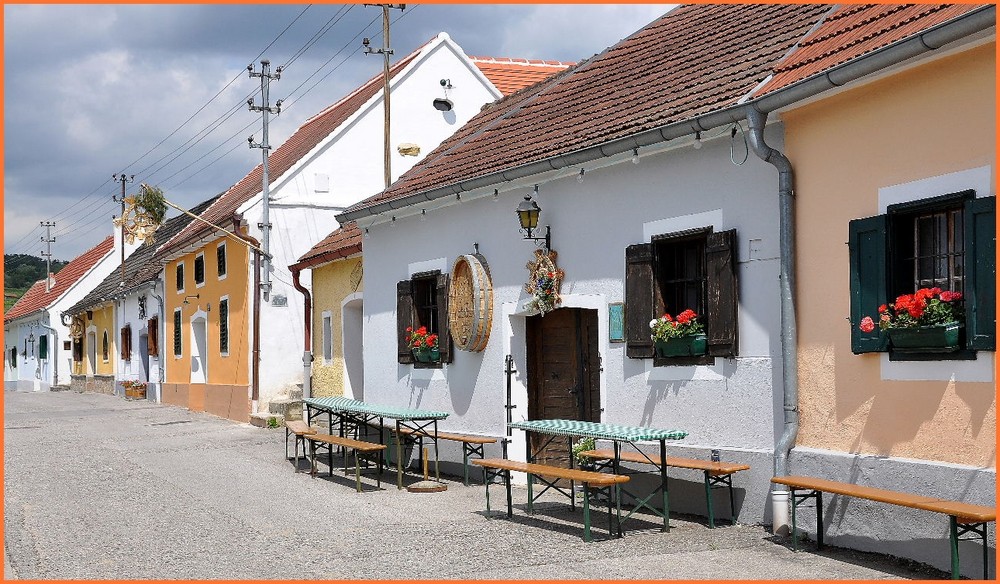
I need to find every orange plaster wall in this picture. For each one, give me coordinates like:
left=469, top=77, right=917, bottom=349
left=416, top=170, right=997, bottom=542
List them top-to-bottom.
left=783, top=43, right=996, bottom=468
left=88, top=304, right=115, bottom=376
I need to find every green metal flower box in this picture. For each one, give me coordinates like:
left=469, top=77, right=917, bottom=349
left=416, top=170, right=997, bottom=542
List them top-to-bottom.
left=886, top=322, right=962, bottom=353
left=654, top=334, right=708, bottom=358
left=412, top=347, right=441, bottom=363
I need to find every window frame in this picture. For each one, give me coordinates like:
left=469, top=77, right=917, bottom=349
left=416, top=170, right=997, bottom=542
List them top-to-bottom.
left=396, top=270, right=452, bottom=368
left=120, top=324, right=132, bottom=361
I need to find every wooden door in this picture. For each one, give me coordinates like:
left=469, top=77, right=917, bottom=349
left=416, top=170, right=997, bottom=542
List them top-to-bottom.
left=525, top=308, right=600, bottom=467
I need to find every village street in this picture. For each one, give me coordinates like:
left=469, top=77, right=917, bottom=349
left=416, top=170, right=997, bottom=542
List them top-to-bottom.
left=3, top=390, right=950, bottom=580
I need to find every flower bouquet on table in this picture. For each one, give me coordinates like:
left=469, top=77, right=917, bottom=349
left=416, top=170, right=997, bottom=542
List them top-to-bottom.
left=860, top=287, right=964, bottom=352
left=650, top=309, right=707, bottom=357
left=406, top=326, right=441, bottom=363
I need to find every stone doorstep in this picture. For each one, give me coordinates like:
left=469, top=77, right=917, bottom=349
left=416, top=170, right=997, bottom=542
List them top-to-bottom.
left=268, top=398, right=303, bottom=421
left=249, top=412, right=284, bottom=429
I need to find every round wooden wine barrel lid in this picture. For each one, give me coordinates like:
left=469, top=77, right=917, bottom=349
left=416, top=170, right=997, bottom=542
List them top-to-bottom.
left=447, top=254, right=493, bottom=352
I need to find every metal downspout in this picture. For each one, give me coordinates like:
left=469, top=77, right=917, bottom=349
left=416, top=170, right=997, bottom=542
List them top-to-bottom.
left=746, top=106, right=797, bottom=533
left=231, top=214, right=262, bottom=414
left=290, top=266, right=313, bottom=401
left=150, top=282, right=165, bottom=400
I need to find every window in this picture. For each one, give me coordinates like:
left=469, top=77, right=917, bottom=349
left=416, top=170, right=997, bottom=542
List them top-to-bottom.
left=849, top=192, right=995, bottom=357
left=625, top=228, right=738, bottom=364
left=217, top=244, right=227, bottom=279
left=194, top=253, right=205, bottom=287
left=176, top=262, right=185, bottom=292
left=396, top=271, right=452, bottom=366
left=219, top=298, right=230, bottom=355
left=173, top=309, right=183, bottom=357
left=322, top=314, right=333, bottom=362
left=147, top=317, right=159, bottom=357
left=120, top=325, right=132, bottom=361
left=102, top=330, right=110, bottom=362
left=38, top=334, right=48, bottom=360
left=10, top=347, right=16, bottom=368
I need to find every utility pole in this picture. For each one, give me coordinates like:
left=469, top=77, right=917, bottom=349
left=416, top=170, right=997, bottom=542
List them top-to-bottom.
left=364, top=3, right=405, bottom=189
left=248, top=59, right=282, bottom=301
left=112, top=173, right=134, bottom=285
left=39, top=221, right=55, bottom=293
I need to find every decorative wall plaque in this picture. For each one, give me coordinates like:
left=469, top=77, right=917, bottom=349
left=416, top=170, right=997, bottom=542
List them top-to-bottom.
left=524, top=248, right=564, bottom=316
left=447, top=254, right=493, bottom=352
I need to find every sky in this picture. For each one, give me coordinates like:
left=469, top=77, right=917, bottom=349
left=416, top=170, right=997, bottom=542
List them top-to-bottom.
left=3, top=3, right=675, bottom=262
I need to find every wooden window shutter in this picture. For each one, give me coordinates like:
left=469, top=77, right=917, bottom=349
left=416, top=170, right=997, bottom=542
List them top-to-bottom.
left=965, top=196, right=996, bottom=351
left=848, top=215, right=888, bottom=353
left=705, top=229, right=739, bottom=357
left=625, top=243, right=655, bottom=359
left=217, top=245, right=227, bottom=277
left=176, top=264, right=184, bottom=291
left=436, top=273, right=453, bottom=364
left=396, top=280, right=415, bottom=364
left=219, top=299, right=230, bottom=353
left=173, top=310, right=182, bottom=356
left=147, top=318, right=158, bottom=356
left=120, top=326, right=131, bottom=360
left=38, top=334, right=48, bottom=360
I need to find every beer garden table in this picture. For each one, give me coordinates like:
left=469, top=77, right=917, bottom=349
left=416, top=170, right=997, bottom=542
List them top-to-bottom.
left=304, top=396, right=449, bottom=489
left=508, top=419, right=688, bottom=534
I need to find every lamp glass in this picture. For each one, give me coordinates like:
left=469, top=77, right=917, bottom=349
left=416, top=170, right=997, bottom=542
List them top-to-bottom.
left=516, top=196, right=540, bottom=231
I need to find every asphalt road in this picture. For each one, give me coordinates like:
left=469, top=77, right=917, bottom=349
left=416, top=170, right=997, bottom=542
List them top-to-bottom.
left=3, top=390, right=950, bottom=580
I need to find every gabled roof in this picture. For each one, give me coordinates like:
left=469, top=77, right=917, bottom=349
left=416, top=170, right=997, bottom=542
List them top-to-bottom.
left=341, top=4, right=832, bottom=216
left=756, top=4, right=986, bottom=96
left=470, top=56, right=574, bottom=96
left=63, top=196, right=220, bottom=317
left=290, top=222, right=362, bottom=271
left=4, top=236, right=114, bottom=324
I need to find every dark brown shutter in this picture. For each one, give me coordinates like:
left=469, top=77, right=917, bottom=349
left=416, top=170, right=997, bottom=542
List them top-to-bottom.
left=705, top=229, right=738, bottom=357
left=625, top=243, right=655, bottom=359
left=436, top=273, right=452, bottom=363
left=397, top=280, right=415, bottom=364
left=147, top=318, right=158, bottom=356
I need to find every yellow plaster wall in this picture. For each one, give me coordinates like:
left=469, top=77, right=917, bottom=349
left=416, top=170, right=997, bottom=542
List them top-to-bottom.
left=784, top=43, right=996, bottom=468
left=164, top=237, right=250, bottom=387
left=310, top=256, right=363, bottom=397
left=85, top=304, right=116, bottom=376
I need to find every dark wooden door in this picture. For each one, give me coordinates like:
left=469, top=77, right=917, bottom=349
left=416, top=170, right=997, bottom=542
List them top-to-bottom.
left=525, top=308, right=600, bottom=467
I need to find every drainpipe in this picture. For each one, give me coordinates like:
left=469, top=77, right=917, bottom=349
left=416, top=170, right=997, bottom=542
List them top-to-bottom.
left=746, top=106, right=797, bottom=535
left=231, top=214, right=262, bottom=414
left=290, top=266, right=313, bottom=401
left=150, top=281, right=165, bottom=400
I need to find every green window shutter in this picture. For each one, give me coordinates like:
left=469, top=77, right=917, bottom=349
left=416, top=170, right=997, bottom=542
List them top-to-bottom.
left=965, top=196, right=995, bottom=351
left=849, top=214, right=888, bottom=353
left=705, top=229, right=739, bottom=357
left=625, top=243, right=655, bottom=359
left=217, top=245, right=227, bottom=277
left=176, top=264, right=184, bottom=291
left=436, top=273, right=453, bottom=364
left=396, top=280, right=415, bottom=364
left=219, top=299, right=230, bottom=354
left=173, top=310, right=182, bottom=356
left=38, top=334, right=48, bottom=360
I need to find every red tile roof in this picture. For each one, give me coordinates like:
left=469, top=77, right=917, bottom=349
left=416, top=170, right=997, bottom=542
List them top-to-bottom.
left=343, top=4, right=832, bottom=215
left=757, top=4, right=986, bottom=96
left=470, top=57, right=574, bottom=96
left=290, top=222, right=362, bottom=270
left=4, top=236, right=114, bottom=323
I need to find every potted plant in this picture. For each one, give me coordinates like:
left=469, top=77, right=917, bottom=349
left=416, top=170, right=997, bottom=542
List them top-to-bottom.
left=861, top=287, right=964, bottom=352
left=650, top=309, right=707, bottom=357
left=406, top=326, right=440, bottom=363
left=122, top=379, right=147, bottom=400
left=572, top=436, right=597, bottom=470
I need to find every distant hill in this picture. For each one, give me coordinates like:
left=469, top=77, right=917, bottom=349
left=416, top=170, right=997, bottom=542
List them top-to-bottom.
left=4, top=254, right=68, bottom=309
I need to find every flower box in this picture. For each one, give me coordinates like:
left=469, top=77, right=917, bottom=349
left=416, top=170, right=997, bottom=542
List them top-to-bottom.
left=886, top=322, right=962, bottom=353
left=655, top=334, right=707, bottom=358
left=412, top=347, right=441, bottom=363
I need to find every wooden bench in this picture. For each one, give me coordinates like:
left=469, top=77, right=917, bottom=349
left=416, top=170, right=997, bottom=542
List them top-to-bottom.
left=284, top=420, right=317, bottom=473
left=392, top=426, right=498, bottom=485
left=307, top=434, right=387, bottom=492
left=579, top=448, right=750, bottom=528
left=472, top=458, right=629, bottom=542
left=772, top=475, right=995, bottom=580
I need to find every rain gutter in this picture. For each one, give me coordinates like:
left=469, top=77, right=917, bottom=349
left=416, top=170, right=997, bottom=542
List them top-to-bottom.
left=290, top=266, right=313, bottom=401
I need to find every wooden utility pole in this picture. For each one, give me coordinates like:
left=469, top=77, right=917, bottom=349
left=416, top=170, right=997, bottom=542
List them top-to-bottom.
left=364, top=4, right=405, bottom=189
left=112, top=173, right=134, bottom=285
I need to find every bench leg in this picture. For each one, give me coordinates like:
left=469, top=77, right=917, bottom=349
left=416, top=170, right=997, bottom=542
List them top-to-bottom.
left=285, top=428, right=290, bottom=460
left=660, top=440, right=670, bottom=532
left=463, top=444, right=470, bottom=486
left=354, top=450, right=361, bottom=493
left=484, top=469, right=492, bottom=514
left=505, top=469, right=513, bottom=518
left=704, top=470, right=715, bottom=528
left=527, top=473, right=534, bottom=515
left=582, top=482, right=592, bottom=543
left=791, top=488, right=798, bottom=551
left=815, top=490, right=823, bottom=549
left=950, top=515, right=960, bottom=580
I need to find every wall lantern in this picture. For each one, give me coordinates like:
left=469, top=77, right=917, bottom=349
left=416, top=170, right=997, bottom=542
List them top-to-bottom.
left=515, top=187, right=551, bottom=250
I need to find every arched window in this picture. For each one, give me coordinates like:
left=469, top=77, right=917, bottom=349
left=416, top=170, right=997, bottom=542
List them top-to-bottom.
left=102, top=331, right=109, bottom=362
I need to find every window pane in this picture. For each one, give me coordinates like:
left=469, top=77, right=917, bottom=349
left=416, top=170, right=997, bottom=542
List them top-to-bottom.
left=654, top=234, right=707, bottom=317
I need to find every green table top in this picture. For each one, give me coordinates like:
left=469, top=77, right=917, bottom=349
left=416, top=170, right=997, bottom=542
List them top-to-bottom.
left=304, top=396, right=449, bottom=421
left=509, top=419, right=687, bottom=442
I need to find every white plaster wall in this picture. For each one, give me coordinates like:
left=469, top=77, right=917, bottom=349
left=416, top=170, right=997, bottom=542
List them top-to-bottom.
left=361, top=124, right=788, bottom=469
left=116, top=281, right=166, bottom=401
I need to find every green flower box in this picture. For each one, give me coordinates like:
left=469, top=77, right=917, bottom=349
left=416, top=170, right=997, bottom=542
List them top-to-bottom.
left=886, top=322, right=962, bottom=353
left=654, top=334, right=708, bottom=358
left=412, top=347, right=441, bottom=363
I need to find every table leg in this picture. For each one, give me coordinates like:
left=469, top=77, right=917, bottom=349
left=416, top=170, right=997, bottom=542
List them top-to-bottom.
left=396, top=420, right=403, bottom=490
left=434, top=420, right=440, bottom=482
left=660, top=439, right=670, bottom=532
left=505, top=469, right=513, bottom=518
left=704, top=470, right=715, bottom=528
left=582, top=483, right=592, bottom=542
left=950, top=515, right=960, bottom=580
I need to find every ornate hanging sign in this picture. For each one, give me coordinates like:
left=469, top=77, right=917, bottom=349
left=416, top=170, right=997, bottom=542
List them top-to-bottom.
left=524, top=248, right=564, bottom=316
left=447, top=254, right=494, bottom=352
left=69, top=317, right=84, bottom=340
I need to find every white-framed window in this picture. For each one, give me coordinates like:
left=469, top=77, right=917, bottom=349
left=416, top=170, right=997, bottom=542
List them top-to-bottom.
left=216, top=243, right=227, bottom=280
left=194, top=252, right=206, bottom=288
left=175, top=261, right=185, bottom=293
left=219, top=295, right=230, bottom=356
left=173, top=308, right=183, bottom=358
left=322, top=311, right=333, bottom=363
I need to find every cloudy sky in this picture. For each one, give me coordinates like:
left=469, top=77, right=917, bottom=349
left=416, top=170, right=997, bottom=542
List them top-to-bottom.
left=3, top=3, right=675, bottom=262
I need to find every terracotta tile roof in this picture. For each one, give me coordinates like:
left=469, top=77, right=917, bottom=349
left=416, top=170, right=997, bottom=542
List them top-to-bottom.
left=343, top=4, right=832, bottom=215
left=757, top=4, right=986, bottom=96
left=161, top=45, right=425, bottom=254
left=470, top=56, right=574, bottom=96
left=63, top=196, right=220, bottom=316
left=291, top=222, right=362, bottom=270
left=4, top=236, right=114, bottom=323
